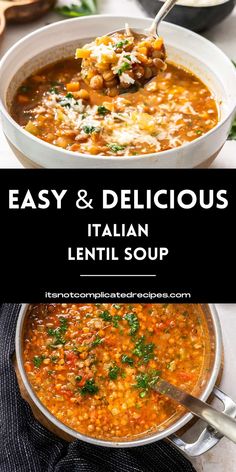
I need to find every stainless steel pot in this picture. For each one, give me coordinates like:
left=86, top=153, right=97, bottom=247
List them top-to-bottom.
left=15, top=303, right=236, bottom=457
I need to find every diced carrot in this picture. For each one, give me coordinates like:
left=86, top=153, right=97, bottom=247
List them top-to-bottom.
left=96, top=35, right=111, bottom=46
left=153, top=37, right=164, bottom=50
left=138, top=40, right=151, bottom=48
left=137, top=47, right=148, bottom=56
left=75, top=48, right=91, bottom=59
left=66, top=82, right=80, bottom=92
left=75, top=89, right=90, bottom=100
left=17, top=95, right=30, bottom=104
left=103, top=101, right=114, bottom=112
left=25, top=121, right=38, bottom=135
left=70, top=144, right=80, bottom=152
left=25, top=363, right=32, bottom=372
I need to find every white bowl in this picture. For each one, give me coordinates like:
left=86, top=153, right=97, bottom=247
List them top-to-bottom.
left=0, top=15, right=236, bottom=168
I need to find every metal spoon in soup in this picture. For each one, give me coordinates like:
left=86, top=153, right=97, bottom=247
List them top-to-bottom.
left=76, top=0, right=178, bottom=96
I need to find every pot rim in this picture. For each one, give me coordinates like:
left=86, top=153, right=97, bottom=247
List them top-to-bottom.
left=0, top=15, right=236, bottom=164
left=15, top=303, right=222, bottom=448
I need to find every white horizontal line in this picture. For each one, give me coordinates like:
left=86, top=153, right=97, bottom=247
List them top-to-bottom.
left=80, top=274, right=156, bottom=277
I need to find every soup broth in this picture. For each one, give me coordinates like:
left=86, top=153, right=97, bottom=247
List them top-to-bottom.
left=12, top=58, right=218, bottom=157
left=23, top=303, right=210, bottom=441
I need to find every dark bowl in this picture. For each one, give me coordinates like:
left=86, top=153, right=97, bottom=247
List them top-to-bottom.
left=137, top=0, right=236, bottom=32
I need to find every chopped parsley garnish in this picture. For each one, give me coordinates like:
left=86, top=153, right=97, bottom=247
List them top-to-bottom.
left=113, top=39, right=129, bottom=49
left=124, top=55, right=131, bottom=61
left=117, top=62, right=132, bottom=75
left=49, top=87, right=59, bottom=95
left=59, top=93, right=81, bottom=108
left=59, top=96, right=72, bottom=108
left=97, top=105, right=110, bottom=116
left=229, top=116, right=236, bottom=140
left=82, top=125, right=100, bottom=134
left=195, top=130, right=203, bottom=135
left=107, top=143, right=126, bottom=153
left=113, top=304, right=121, bottom=310
left=99, top=310, right=112, bottom=322
left=124, top=313, right=139, bottom=335
left=112, top=315, right=122, bottom=328
left=47, top=317, right=68, bottom=346
left=59, top=317, right=68, bottom=333
left=91, top=335, right=103, bottom=347
left=132, top=336, right=155, bottom=363
left=121, top=354, right=134, bottom=365
left=33, top=355, right=46, bottom=368
left=50, top=355, right=59, bottom=363
left=166, top=361, right=176, bottom=371
left=109, top=364, right=120, bottom=380
left=134, top=370, right=161, bottom=397
left=135, top=373, right=149, bottom=389
left=75, top=375, right=82, bottom=382
left=80, top=378, right=99, bottom=395
left=139, top=390, right=147, bottom=398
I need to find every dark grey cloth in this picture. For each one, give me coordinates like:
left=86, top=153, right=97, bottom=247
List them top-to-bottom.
left=0, top=304, right=196, bottom=472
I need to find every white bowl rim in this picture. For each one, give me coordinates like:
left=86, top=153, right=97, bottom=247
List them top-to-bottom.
left=0, top=14, right=236, bottom=163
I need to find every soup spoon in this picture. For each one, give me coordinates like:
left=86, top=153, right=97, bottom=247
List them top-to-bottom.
left=105, top=0, right=178, bottom=91
left=108, top=0, right=178, bottom=41
left=153, top=377, right=236, bottom=444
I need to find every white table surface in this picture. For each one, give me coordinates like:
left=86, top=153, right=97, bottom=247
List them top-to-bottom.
left=0, top=0, right=236, bottom=167
left=0, top=3, right=236, bottom=470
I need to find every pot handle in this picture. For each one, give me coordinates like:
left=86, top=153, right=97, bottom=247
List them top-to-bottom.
left=167, top=387, right=236, bottom=457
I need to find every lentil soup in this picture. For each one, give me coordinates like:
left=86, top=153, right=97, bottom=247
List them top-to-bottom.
left=76, top=30, right=166, bottom=94
left=11, top=56, right=218, bottom=157
left=23, top=303, right=211, bottom=441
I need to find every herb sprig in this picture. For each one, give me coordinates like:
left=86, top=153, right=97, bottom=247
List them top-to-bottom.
left=56, top=0, right=97, bottom=18
left=124, top=313, right=139, bottom=336
left=47, top=317, right=68, bottom=346
left=132, top=336, right=155, bottom=363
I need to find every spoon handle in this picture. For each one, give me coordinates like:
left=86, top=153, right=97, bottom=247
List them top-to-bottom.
left=149, top=0, right=178, bottom=36
left=153, top=379, right=236, bottom=444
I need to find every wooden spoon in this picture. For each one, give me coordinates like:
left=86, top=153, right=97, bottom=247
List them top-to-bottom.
left=0, top=0, right=55, bottom=38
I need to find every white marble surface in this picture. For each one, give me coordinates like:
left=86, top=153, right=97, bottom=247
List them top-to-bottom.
left=0, top=0, right=235, bottom=168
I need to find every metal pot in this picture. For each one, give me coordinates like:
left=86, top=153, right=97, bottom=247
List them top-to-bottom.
left=137, top=0, right=236, bottom=33
left=15, top=303, right=236, bottom=457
